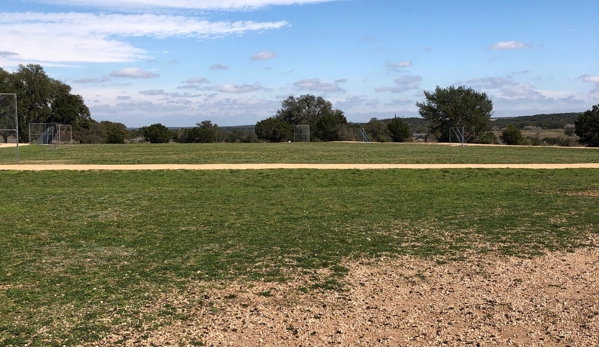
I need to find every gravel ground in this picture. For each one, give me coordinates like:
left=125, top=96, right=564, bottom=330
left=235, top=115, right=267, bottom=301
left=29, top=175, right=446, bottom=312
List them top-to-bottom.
left=92, top=236, right=599, bottom=347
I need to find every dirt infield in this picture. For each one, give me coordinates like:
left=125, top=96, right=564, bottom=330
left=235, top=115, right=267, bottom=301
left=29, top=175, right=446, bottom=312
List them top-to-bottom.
left=1, top=163, right=599, bottom=170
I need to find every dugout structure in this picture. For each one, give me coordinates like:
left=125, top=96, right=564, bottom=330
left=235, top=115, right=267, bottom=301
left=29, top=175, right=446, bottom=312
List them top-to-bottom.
left=0, top=93, right=19, bottom=163
left=29, top=123, right=73, bottom=148
left=294, top=124, right=310, bottom=142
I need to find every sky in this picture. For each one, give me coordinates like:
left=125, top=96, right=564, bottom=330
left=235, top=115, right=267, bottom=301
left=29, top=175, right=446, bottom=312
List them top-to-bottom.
left=1, top=0, right=598, bottom=127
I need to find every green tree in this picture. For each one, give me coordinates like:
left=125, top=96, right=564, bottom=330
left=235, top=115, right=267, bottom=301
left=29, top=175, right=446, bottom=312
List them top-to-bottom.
left=416, top=85, right=493, bottom=142
left=276, top=95, right=334, bottom=125
left=575, top=104, right=599, bottom=147
left=313, top=110, right=347, bottom=141
left=387, top=115, right=411, bottom=142
left=255, top=117, right=292, bottom=142
left=364, top=118, right=390, bottom=142
left=102, top=121, right=129, bottom=144
left=178, top=121, right=218, bottom=143
left=141, top=123, right=172, bottom=143
left=501, top=125, right=523, bottom=145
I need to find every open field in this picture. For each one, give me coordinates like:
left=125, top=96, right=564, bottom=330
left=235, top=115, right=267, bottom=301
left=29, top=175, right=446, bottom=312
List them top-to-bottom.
left=1, top=142, right=599, bottom=165
left=1, top=143, right=598, bottom=346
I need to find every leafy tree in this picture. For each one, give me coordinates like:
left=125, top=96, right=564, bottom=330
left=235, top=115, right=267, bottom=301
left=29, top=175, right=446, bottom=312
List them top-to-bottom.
left=1, top=64, right=94, bottom=142
left=416, top=85, right=493, bottom=142
left=270, top=94, right=346, bottom=141
left=276, top=95, right=334, bottom=125
left=575, top=104, right=599, bottom=147
left=313, top=110, right=347, bottom=141
left=387, top=115, right=411, bottom=142
left=255, top=117, right=292, bottom=142
left=364, top=118, right=390, bottom=142
left=102, top=121, right=129, bottom=144
left=178, top=121, right=218, bottom=143
left=141, top=123, right=172, bottom=143
left=501, top=125, right=523, bottom=145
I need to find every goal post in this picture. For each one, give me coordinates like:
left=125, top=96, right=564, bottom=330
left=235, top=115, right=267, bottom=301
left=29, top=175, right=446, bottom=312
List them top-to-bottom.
left=0, top=93, right=19, bottom=163
left=29, top=123, right=73, bottom=148
left=294, top=124, right=310, bottom=142
left=449, top=126, right=467, bottom=147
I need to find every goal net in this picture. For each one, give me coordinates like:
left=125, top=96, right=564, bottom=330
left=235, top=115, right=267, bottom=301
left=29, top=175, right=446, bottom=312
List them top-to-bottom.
left=29, top=123, right=73, bottom=147
left=294, top=124, right=310, bottom=142
left=449, top=126, right=467, bottom=146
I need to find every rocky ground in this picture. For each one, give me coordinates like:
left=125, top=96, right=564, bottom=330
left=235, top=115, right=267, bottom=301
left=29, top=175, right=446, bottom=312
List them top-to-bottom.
left=92, top=236, right=599, bottom=347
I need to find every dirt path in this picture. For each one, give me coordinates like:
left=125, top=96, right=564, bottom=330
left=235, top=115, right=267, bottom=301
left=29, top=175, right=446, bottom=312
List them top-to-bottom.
left=1, top=163, right=599, bottom=170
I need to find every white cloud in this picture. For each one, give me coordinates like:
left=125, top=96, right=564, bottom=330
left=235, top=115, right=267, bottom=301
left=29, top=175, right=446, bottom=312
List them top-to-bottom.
left=34, top=0, right=336, bottom=10
left=0, top=12, right=288, bottom=63
left=488, top=41, right=533, bottom=50
left=250, top=51, right=277, bottom=61
left=385, top=60, right=412, bottom=70
left=210, top=64, right=229, bottom=70
left=110, top=67, right=159, bottom=79
left=579, top=74, right=599, bottom=93
left=73, top=76, right=111, bottom=83
left=375, top=76, right=422, bottom=93
left=186, top=77, right=208, bottom=84
left=466, top=77, right=516, bottom=90
left=293, top=78, right=345, bottom=93
left=218, top=83, right=265, bottom=93
left=140, top=89, right=166, bottom=95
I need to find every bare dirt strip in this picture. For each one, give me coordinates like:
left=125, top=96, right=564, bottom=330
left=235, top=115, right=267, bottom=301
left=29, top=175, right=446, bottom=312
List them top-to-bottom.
left=1, top=163, right=599, bottom=170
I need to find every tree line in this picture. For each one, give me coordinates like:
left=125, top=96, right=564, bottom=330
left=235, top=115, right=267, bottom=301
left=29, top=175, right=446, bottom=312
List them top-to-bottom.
left=0, top=64, right=131, bottom=144
left=2, top=64, right=597, bottom=146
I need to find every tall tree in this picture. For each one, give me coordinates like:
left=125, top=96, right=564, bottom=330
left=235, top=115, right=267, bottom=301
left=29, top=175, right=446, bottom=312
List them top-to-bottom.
left=416, top=85, right=493, bottom=142
left=275, top=95, right=334, bottom=125
left=575, top=104, right=599, bottom=147
left=313, top=110, right=347, bottom=141
left=387, top=115, right=411, bottom=142
left=255, top=117, right=292, bottom=142
left=141, top=123, right=172, bottom=143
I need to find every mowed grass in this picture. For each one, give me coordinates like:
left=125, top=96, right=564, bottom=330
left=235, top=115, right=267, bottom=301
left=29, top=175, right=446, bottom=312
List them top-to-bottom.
left=0, top=142, right=598, bottom=165
left=1, top=169, right=598, bottom=346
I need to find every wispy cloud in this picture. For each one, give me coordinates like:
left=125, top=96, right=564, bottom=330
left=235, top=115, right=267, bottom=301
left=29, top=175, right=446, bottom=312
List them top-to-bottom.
left=34, top=0, right=337, bottom=10
left=0, top=12, right=288, bottom=63
left=488, top=41, right=533, bottom=50
left=250, top=51, right=277, bottom=61
left=385, top=60, right=412, bottom=70
left=210, top=64, right=229, bottom=70
left=110, top=68, right=159, bottom=79
left=579, top=74, right=599, bottom=93
left=73, top=76, right=111, bottom=84
left=375, top=76, right=422, bottom=93
left=185, top=77, right=208, bottom=84
left=293, top=78, right=345, bottom=93
left=218, top=83, right=265, bottom=93
left=140, top=89, right=166, bottom=95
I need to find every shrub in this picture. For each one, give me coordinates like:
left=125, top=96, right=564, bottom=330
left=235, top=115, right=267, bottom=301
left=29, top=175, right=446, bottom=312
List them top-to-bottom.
left=501, top=126, right=523, bottom=145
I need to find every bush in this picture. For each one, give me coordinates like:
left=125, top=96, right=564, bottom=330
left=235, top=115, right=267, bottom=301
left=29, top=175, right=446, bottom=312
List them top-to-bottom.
left=141, top=123, right=172, bottom=143
left=501, top=126, right=523, bottom=145
left=476, top=132, right=499, bottom=144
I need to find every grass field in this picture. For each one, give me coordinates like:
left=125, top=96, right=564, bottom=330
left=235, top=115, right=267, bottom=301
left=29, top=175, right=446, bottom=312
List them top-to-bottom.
left=1, top=142, right=598, bottom=165
left=0, top=143, right=598, bottom=346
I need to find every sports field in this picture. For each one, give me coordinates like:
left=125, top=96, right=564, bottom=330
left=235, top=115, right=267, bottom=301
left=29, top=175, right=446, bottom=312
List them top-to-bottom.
left=0, top=143, right=598, bottom=346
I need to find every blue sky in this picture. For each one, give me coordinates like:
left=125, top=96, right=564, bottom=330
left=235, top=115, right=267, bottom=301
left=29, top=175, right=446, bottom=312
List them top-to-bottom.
left=1, top=0, right=598, bottom=127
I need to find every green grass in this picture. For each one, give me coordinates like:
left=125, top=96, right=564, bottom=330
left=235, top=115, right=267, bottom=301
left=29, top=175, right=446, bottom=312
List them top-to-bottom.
left=0, top=142, right=598, bottom=165
left=1, top=169, right=598, bottom=345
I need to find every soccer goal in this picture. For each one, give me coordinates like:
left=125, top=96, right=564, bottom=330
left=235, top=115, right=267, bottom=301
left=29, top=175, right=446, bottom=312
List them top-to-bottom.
left=0, top=93, right=19, bottom=163
left=29, top=123, right=73, bottom=148
left=294, top=124, right=310, bottom=142
left=449, top=126, right=467, bottom=147
left=358, top=128, right=371, bottom=143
